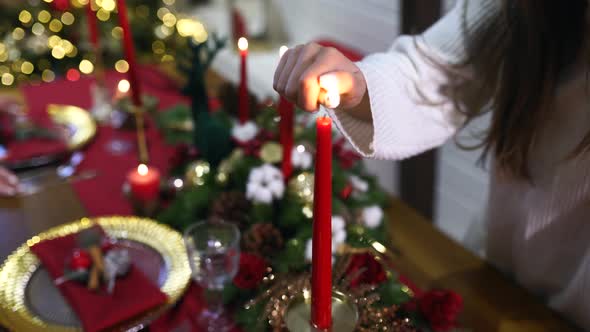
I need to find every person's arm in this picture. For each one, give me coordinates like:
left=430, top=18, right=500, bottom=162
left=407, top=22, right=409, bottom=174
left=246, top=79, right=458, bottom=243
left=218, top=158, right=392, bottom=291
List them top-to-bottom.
left=274, top=0, right=499, bottom=160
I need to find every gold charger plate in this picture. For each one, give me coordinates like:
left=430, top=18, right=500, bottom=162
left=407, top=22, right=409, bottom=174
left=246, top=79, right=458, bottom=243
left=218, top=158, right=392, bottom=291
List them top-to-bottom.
left=47, top=104, right=96, bottom=151
left=0, top=216, right=192, bottom=332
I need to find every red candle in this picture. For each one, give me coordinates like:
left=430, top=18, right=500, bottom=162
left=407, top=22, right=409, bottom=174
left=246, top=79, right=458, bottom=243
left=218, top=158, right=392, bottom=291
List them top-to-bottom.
left=116, top=0, right=142, bottom=106
left=86, top=1, right=99, bottom=49
left=238, top=37, right=249, bottom=123
left=279, top=96, right=294, bottom=180
left=311, top=116, right=332, bottom=329
left=127, top=164, right=160, bottom=201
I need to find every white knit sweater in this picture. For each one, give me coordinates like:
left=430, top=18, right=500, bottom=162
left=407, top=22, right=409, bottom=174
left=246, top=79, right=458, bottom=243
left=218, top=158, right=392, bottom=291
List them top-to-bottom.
left=328, top=0, right=590, bottom=330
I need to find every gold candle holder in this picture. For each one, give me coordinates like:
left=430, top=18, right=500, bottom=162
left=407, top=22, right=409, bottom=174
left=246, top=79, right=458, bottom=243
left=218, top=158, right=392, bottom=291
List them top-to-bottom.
left=132, top=105, right=149, bottom=164
left=285, top=291, right=358, bottom=332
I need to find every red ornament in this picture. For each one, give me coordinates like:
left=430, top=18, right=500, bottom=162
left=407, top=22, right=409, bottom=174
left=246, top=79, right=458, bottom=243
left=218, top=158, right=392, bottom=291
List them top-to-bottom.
left=333, top=137, right=361, bottom=170
left=340, top=183, right=353, bottom=200
left=70, top=249, right=92, bottom=271
left=233, top=253, right=267, bottom=290
left=345, top=253, right=387, bottom=288
left=417, top=290, right=463, bottom=332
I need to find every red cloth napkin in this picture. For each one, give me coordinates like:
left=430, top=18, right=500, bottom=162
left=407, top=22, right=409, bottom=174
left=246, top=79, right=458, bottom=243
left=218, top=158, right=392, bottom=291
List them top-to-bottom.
left=3, top=138, right=67, bottom=163
left=30, top=227, right=168, bottom=332
left=150, top=282, right=241, bottom=332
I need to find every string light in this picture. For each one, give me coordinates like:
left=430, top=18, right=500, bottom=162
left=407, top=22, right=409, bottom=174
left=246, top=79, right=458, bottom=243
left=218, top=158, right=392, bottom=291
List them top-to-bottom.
left=101, top=0, right=116, bottom=12
left=162, top=0, right=175, bottom=5
left=157, top=7, right=169, bottom=20
left=97, top=8, right=110, bottom=21
left=19, top=10, right=32, bottom=24
left=38, top=10, right=51, bottom=23
left=61, top=12, right=75, bottom=25
left=162, top=13, right=177, bottom=27
left=49, top=19, right=63, bottom=33
left=31, top=23, right=45, bottom=36
left=111, top=27, right=123, bottom=39
left=12, top=28, right=25, bottom=41
left=51, top=46, right=66, bottom=59
left=79, top=59, right=94, bottom=74
left=115, top=59, right=129, bottom=73
left=20, top=61, right=34, bottom=74
left=66, top=68, right=80, bottom=81
left=42, top=69, right=55, bottom=82
left=1, top=73, right=14, bottom=86
left=118, top=79, right=131, bottom=93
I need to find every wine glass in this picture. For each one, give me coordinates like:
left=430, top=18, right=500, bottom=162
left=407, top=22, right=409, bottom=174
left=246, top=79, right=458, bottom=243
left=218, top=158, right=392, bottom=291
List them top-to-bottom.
left=184, top=220, right=240, bottom=332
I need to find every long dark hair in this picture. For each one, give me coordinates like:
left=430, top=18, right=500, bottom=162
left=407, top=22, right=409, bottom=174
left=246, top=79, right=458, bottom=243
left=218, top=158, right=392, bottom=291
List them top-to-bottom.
left=450, top=0, right=588, bottom=179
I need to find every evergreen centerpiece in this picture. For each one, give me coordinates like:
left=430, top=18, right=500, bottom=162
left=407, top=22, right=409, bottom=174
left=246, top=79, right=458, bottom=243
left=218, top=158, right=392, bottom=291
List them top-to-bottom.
left=155, top=99, right=463, bottom=331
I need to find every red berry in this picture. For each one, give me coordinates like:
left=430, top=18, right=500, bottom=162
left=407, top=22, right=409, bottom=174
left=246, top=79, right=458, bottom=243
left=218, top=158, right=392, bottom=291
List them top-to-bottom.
left=70, top=249, right=92, bottom=270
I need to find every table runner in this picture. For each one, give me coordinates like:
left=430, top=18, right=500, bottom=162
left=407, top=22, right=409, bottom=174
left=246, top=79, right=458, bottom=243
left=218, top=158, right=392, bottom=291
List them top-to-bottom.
left=22, top=66, right=187, bottom=216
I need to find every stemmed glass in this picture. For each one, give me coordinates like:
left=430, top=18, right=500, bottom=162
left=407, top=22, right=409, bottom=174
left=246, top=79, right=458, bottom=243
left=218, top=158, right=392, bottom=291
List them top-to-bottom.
left=184, top=220, right=240, bottom=332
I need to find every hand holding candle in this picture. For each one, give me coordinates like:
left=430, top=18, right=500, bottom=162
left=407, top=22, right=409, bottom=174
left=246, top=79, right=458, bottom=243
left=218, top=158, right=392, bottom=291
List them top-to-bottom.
left=273, top=42, right=367, bottom=112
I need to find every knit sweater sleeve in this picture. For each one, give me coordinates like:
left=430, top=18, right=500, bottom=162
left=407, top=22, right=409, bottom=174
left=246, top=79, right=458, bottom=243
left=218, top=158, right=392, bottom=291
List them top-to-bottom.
left=326, top=0, right=499, bottom=160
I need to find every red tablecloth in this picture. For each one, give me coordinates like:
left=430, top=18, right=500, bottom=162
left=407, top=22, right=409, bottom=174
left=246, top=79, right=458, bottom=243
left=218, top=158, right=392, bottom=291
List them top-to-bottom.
left=22, top=66, right=188, bottom=216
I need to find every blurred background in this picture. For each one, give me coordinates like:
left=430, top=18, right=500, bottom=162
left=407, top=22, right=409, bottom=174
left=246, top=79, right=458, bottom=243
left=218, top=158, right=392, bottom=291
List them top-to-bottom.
left=0, top=0, right=491, bottom=251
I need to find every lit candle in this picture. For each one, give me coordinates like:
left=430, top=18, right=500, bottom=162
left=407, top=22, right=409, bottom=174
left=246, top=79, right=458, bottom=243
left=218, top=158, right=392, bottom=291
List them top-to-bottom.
left=86, top=0, right=100, bottom=50
left=116, top=0, right=142, bottom=107
left=238, top=37, right=249, bottom=123
left=278, top=46, right=294, bottom=180
left=311, top=116, right=332, bottom=329
left=127, top=164, right=161, bottom=201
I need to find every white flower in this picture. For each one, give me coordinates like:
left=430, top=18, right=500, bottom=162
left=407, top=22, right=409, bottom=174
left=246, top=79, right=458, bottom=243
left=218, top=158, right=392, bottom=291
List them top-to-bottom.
left=231, top=121, right=259, bottom=142
left=291, top=145, right=312, bottom=169
left=246, top=164, right=285, bottom=204
left=349, top=175, right=369, bottom=193
left=361, top=205, right=384, bottom=229
left=304, top=216, right=347, bottom=262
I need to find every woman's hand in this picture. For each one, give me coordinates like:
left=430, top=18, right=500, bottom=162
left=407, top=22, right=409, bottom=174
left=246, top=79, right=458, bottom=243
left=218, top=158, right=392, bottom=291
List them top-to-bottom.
left=273, top=43, right=367, bottom=112
left=0, top=167, right=18, bottom=196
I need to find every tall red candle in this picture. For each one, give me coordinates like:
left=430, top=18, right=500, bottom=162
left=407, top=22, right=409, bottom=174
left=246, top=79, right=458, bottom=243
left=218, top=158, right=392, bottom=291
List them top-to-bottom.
left=116, top=0, right=142, bottom=106
left=86, top=1, right=99, bottom=48
left=238, top=37, right=249, bottom=123
left=279, top=97, right=294, bottom=180
left=311, top=116, right=332, bottom=329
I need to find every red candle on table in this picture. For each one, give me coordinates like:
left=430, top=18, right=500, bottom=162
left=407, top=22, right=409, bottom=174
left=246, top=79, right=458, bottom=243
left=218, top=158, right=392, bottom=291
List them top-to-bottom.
left=116, top=0, right=142, bottom=106
left=86, top=1, right=99, bottom=49
left=238, top=37, right=249, bottom=123
left=279, top=97, right=294, bottom=180
left=311, top=116, right=332, bottom=329
left=127, top=164, right=160, bottom=201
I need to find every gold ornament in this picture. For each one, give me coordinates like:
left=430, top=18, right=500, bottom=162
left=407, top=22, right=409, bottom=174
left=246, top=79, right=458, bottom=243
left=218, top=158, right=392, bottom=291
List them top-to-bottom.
left=260, top=142, right=283, bottom=164
left=216, top=149, right=244, bottom=185
left=185, top=160, right=211, bottom=186
left=288, top=172, right=314, bottom=207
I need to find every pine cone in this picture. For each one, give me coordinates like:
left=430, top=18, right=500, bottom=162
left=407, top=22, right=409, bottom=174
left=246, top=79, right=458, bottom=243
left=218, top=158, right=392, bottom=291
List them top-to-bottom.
left=209, top=191, right=251, bottom=230
left=242, top=223, right=284, bottom=257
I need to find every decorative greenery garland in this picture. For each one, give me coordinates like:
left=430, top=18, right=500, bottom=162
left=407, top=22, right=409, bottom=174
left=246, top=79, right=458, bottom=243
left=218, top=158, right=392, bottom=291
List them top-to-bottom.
left=155, top=101, right=463, bottom=331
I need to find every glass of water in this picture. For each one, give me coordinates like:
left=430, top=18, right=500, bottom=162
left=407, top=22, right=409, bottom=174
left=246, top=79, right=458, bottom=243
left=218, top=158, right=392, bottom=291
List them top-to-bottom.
left=184, top=220, right=240, bottom=331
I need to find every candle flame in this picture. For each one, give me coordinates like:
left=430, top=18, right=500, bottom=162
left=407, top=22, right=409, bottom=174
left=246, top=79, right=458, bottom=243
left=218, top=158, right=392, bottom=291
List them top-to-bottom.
left=237, top=37, right=248, bottom=51
left=279, top=45, right=288, bottom=58
left=319, top=74, right=341, bottom=108
left=118, top=79, right=130, bottom=93
left=137, top=163, right=149, bottom=176
left=173, top=178, right=183, bottom=188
